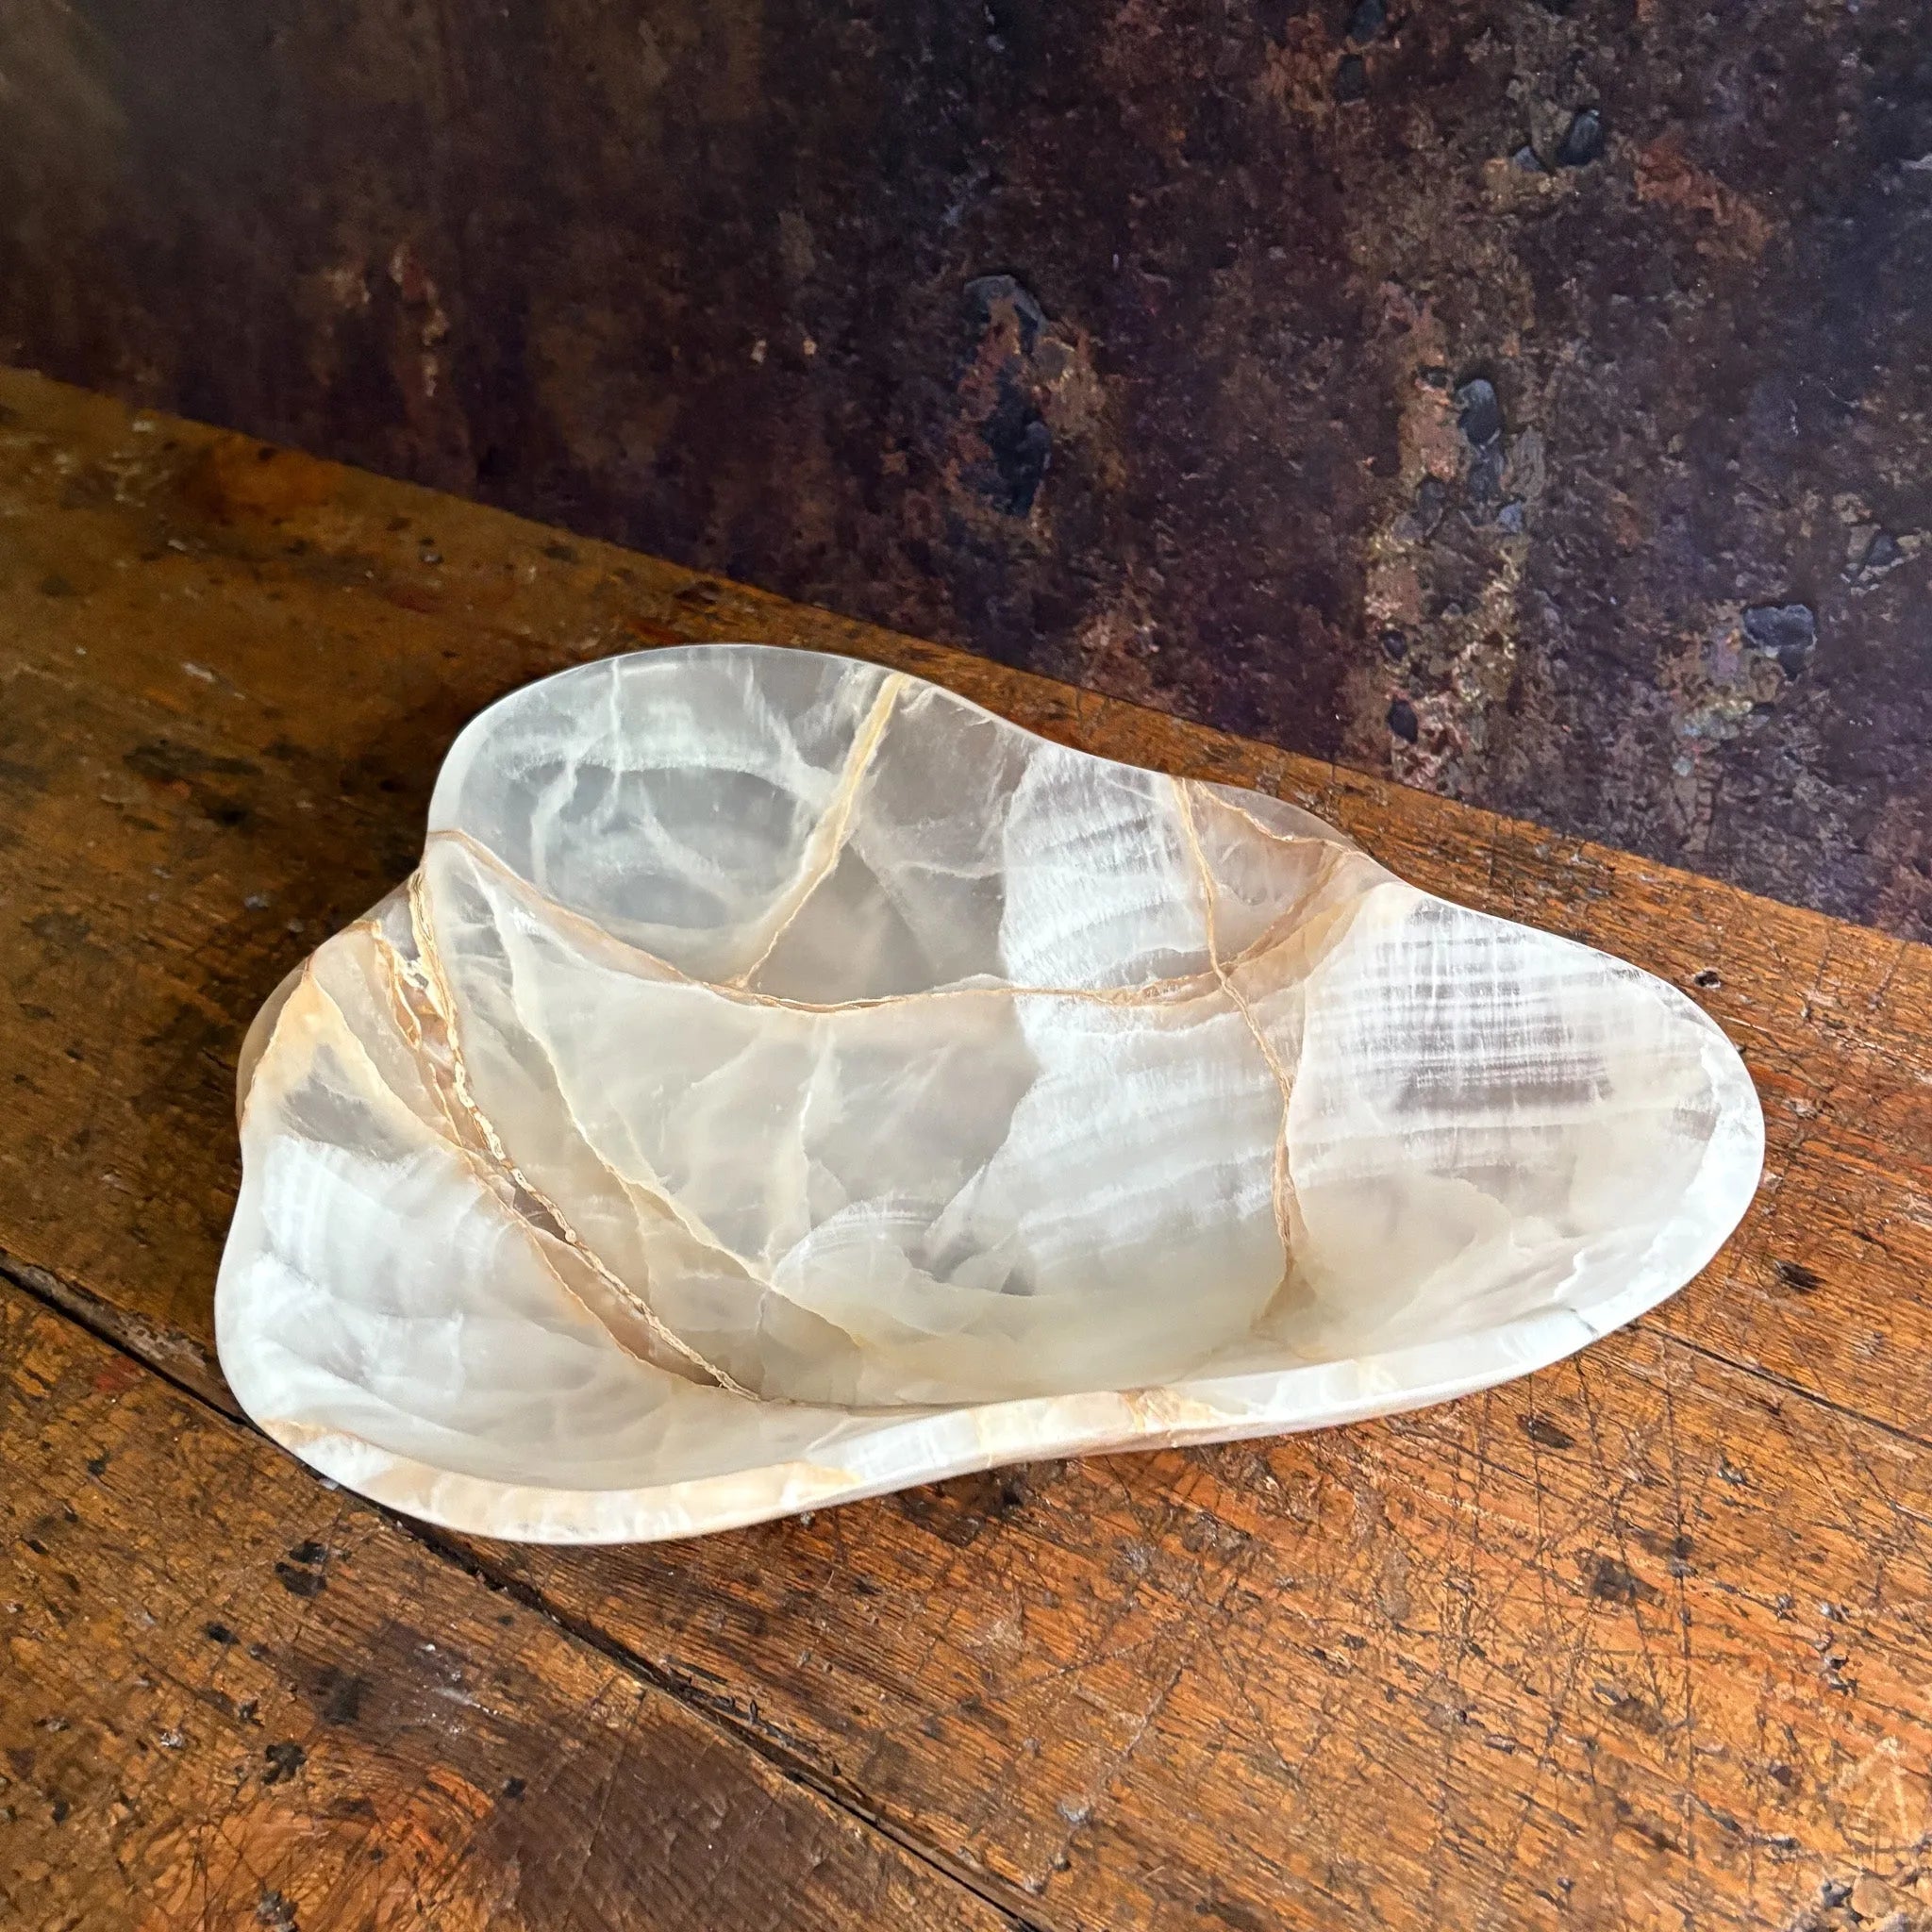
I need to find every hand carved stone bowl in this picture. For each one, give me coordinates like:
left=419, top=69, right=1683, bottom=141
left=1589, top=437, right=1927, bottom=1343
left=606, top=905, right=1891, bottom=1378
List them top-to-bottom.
left=216, top=645, right=1764, bottom=1541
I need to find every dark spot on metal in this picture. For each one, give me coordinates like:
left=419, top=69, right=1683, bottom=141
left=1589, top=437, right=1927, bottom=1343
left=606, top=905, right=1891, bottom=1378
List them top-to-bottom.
left=1255, top=0, right=1296, bottom=43
left=1344, top=0, right=1384, bottom=43
left=1334, top=54, right=1368, bottom=102
left=1555, top=108, right=1605, bottom=168
left=1509, top=144, right=1544, bottom=173
left=965, top=275, right=1045, bottom=354
left=1456, top=377, right=1503, bottom=452
left=981, top=387, right=1052, bottom=515
left=1393, top=475, right=1448, bottom=545
left=1411, top=475, right=1448, bottom=539
left=1857, top=530, right=1902, bottom=575
left=541, top=541, right=578, bottom=563
left=37, top=573, right=75, bottom=597
left=1742, top=602, right=1817, bottom=676
left=1380, top=628, right=1407, bottom=662
left=1387, top=696, right=1419, bottom=741
left=1691, top=968, right=1723, bottom=990
left=1774, top=1258, right=1824, bottom=1293
left=84, top=1453, right=108, bottom=1477
left=274, top=1563, right=325, bottom=1599
left=206, top=1622, right=236, bottom=1645
left=261, top=1741, right=306, bottom=1787
left=501, top=1775, right=526, bottom=1800
left=50, top=1795, right=70, bottom=1824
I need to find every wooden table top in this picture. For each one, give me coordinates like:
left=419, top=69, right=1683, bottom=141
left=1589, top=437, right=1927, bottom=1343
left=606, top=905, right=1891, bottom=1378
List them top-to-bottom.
left=1, top=367, right=1926, bottom=1932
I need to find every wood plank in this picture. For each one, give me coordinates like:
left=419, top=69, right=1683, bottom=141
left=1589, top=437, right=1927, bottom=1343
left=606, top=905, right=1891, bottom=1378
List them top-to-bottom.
left=3, top=367, right=1931, bottom=1928
left=0, top=1278, right=1012, bottom=1932
left=489, top=1326, right=1932, bottom=1930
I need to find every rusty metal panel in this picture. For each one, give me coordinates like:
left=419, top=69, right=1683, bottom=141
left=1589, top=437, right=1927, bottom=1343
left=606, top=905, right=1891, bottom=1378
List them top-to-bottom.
left=1, top=0, right=1926, bottom=936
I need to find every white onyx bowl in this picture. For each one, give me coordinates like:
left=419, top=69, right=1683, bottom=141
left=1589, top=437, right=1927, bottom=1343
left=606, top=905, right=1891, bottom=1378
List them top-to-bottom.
left=216, top=645, right=1763, bottom=1542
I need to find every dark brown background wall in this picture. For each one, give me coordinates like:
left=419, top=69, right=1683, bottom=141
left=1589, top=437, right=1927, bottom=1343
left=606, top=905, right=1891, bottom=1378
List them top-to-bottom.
left=3, top=0, right=1928, bottom=937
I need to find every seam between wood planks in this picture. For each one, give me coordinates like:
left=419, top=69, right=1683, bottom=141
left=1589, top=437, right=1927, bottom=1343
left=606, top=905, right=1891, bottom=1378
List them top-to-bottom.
left=0, top=1247, right=1053, bottom=1932
left=1657, top=1327, right=1932, bottom=1463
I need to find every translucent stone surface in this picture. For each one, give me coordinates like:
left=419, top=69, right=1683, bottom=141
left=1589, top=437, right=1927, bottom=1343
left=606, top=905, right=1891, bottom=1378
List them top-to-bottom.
left=216, top=645, right=1764, bottom=1541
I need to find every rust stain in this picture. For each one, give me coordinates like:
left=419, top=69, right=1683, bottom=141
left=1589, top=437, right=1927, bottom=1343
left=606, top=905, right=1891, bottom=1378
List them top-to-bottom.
left=1636, top=134, right=1774, bottom=259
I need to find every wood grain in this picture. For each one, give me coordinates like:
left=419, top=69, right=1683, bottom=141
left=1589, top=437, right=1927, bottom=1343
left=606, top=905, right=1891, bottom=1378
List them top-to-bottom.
left=2, top=366, right=1929, bottom=1929
left=0, top=1279, right=1010, bottom=1932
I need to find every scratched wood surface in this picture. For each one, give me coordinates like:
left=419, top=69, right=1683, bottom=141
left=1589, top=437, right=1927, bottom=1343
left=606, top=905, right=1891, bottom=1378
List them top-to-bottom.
left=0, top=367, right=1927, bottom=1930
left=0, top=1281, right=1008, bottom=1932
